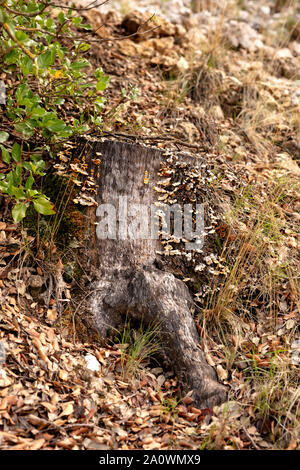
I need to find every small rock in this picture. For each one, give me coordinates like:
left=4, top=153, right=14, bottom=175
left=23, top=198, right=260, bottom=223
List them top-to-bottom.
left=260, top=6, right=270, bottom=15
left=122, top=11, right=175, bottom=41
left=226, top=21, right=264, bottom=51
left=174, top=23, right=186, bottom=38
left=186, top=27, right=206, bottom=45
left=152, top=36, right=175, bottom=54
left=118, top=39, right=143, bottom=56
left=276, top=48, right=293, bottom=59
left=150, top=55, right=177, bottom=69
left=174, top=56, right=189, bottom=75
left=210, top=104, right=224, bottom=120
left=176, top=121, right=199, bottom=142
left=29, top=275, right=44, bottom=288
left=286, top=319, right=295, bottom=330
left=291, top=339, right=300, bottom=350
left=291, top=351, right=300, bottom=366
left=84, top=353, right=100, bottom=372
left=157, top=374, right=165, bottom=386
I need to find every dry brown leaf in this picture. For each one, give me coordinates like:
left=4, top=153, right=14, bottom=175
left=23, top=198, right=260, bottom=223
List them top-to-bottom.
left=46, top=308, right=58, bottom=323
left=32, top=337, right=48, bottom=363
left=216, top=365, right=228, bottom=382
left=0, top=369, right=13, bottom=387
left=59, top=369, right=68, bottom=381
left=41, top=402, right=57, bottom=413
left=58, top=402, right=74, bottom=417
left=55, top=437, right=76, bottom=449
left=29, top=439, right=46, bottom=450
left=286, top=440, right=298, bottom=450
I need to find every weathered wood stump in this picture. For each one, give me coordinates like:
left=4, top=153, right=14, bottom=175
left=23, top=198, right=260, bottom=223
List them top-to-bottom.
left=85, top=139, right=227, bottom=408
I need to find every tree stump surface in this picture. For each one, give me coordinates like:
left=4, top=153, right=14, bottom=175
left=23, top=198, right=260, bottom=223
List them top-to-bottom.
left=84, top=139, right=227, bottom=408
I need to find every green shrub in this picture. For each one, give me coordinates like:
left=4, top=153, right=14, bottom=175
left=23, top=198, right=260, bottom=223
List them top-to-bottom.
left=0, top=0, right=109, bottom=222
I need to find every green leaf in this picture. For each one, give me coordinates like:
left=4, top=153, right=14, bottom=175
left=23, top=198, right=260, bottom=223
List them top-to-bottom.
left=0, top=8, right=8, bottom=23
left=58, top=12, right=65, bottom=24
left=71, top=17, right=82, bottom=26
left=46, top=18, right=54, bottom=28
left=79, top=23, right=92, bottom=31
left=15, top=31, right=28, bottom=42
left=79, top=43, right=90, bottom=52
left=56, top=46, right=65, bottom=61
left=4, top=49, right=19, bottom=65
left=37, top=49, right=55, bottom=68
left=20, top=56, right=33, bottom=77
left=70, top=60, right=90, bottom=71
left=96, top=78, right=109, bottom=91
left=16, top=83, right=32, bottom=104
left=94, top=97, right=105, bottom=110
left=53, top=98, right=65, bottom=106
left=31, top=106, right=46, bottom=117
left=8, top=107, right=23, bottom=120
left=43, top=118, right=67, bottom=133
left=14, top=121, right=35, bottom=138
left=0, top=132, right=9, bottom=143
left=12, top=143, right=21, bottom=162
left=1, top=145, right=11, bottom=164
left=22, top=162, right=33, bottom=172
left=14, top=165, right=22, bottom=185
left=6, top=172, right=14, bottom=196
left=25, top=174, right=34, bottom=191
left=0, top=181, right=8, bottom=193
left=12, top=186, right=26, bottom=200
left=27, top=189, right=38, bottom=198
left=33, top=196, right=56, bottom=215
left=12, top=202, right=27, bottom=223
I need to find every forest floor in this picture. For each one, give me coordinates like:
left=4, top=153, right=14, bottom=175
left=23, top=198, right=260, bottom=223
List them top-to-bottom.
left=0, top=0, right=299, bottom=450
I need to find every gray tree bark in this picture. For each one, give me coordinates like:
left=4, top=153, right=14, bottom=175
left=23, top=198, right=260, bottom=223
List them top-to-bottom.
left=84, top=139, right=227, bottom=408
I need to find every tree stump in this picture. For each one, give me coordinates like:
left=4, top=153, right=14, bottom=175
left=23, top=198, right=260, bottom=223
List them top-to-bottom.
left=84, top=139, right=227, bottom=408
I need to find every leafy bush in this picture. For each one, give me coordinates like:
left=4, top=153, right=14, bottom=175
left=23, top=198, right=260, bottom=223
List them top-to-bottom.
left=0, top=0, right=110, bottom=222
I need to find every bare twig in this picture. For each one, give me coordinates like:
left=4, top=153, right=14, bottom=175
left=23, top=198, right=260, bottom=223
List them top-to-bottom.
left=39, top=0, right=110, bottom=12
left=1, top=2, right=48, bottom=18
left=95, top=13, right=161, bottom=42
left=2, top=22, right=36, bottom=62
left=45, top=23, right=160, bottom=44
left=91, top=25, right=161, bottom=43
left=15, top=26, right=57, bottom=38
left=101, top=130, right=204, bottom=150
left=63, top=423, right=113, bottom=432
left=242, top=426, right=260, bottom=450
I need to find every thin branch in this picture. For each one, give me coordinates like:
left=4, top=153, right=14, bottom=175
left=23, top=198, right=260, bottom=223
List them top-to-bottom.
left=1, top=0, right=109, bottom=20
left=39, top=0, right=110, bottom=11
left=1, top=2, right=48, bottom=18
left=13, top=11, right=160, bottom=45
left=97, top=12, right=160, bottom=42
left=2, top=22, right=36, bottom=62
left=41, top=23, right=160, bottom=45
left=90, top=25, right=161, bottom=43
left=15, top=26, right=57, bottom=38
left=101, top=130, right=205, bottom=150
left=63, top=423, right=113, bottom=432
left=242, top=426, right=260, bottom=450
